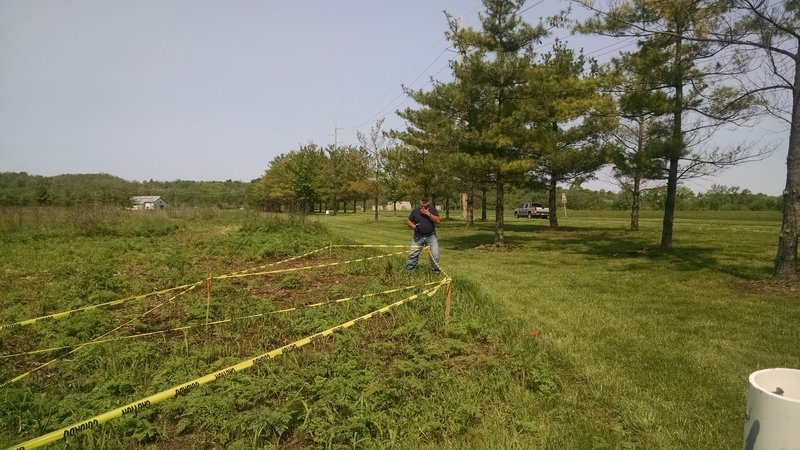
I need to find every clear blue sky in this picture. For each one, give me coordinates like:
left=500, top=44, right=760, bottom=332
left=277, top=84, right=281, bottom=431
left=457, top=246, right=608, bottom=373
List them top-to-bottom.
left=0, top=0, right=788, bottom=195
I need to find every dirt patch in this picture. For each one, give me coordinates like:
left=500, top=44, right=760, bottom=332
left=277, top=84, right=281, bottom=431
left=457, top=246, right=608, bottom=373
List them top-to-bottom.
left=474, top=243, right=520, bottom=251
left=609, top=248, right=651, bottom=258
left=733, top=279, right=800, bottom=295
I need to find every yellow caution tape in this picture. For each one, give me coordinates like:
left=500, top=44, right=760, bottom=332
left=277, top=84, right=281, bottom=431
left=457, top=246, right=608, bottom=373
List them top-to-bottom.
left=330, top=244, right=416, bottom=248
left=0, top=246, right=409, bottom=330
left=224, top=246, right=331, bottom=276
left=0, top=247, right=431, bottom=386
left=427, top=247, right=449, bottom=280
left=0, top=248, right=330, bottom=331
left=215, top=251, right=406, bottom=280
left=7, top=279, right=448, bottom=450
left=268, top=280, right=441, bottom=313
left=0, top=281, right=442, bottom=359
left=0, top=282, right=202, bottom=331
left=0, top=285, right=198, bottom=389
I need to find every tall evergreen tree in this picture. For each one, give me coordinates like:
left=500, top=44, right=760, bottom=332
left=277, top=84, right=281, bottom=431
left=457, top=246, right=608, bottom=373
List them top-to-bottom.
left=397, top=0, right=548, bottom=245
left=527, top=42, right=617, bottom=229
left=608, top=50, right=672, bottom=231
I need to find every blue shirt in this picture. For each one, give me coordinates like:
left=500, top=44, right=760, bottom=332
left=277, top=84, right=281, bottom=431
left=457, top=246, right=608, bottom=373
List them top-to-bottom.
left=408, top=205, right=439, bottom=236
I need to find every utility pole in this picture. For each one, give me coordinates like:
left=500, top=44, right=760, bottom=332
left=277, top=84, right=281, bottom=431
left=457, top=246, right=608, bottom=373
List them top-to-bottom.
left=457, top=16, right=470, bottom=222
left=458, top=17, right=465, bottom=64
left=330, top=124, right=344, bottom=151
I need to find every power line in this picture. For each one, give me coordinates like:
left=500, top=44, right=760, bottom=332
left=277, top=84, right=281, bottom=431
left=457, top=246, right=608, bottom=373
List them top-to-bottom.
left=520, top=0, right=549, bottom=15
left=337, top=2, right=636, bottom=138
left=335, top=5, right=481, bottom=135
left=584, top=36, right=639, bottom=59
left=346, top=37, right=450, bottom=119
left=342, top=46, right=453, bottom=132
left=383, top=64, right=452, bottom=117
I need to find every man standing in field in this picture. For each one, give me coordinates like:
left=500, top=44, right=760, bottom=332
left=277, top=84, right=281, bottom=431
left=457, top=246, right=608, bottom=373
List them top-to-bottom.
left=404, top=197, right=441, bottom=275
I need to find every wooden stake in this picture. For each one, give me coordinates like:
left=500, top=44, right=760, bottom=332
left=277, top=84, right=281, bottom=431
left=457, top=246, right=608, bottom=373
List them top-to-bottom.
left=204, top=273, right=212, bottom=330
left=444, top=280, right=452, bottom=332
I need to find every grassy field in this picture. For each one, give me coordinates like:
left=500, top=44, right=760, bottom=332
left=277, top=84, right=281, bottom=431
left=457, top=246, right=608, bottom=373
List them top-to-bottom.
left=0, top=207, right=797, bottom=449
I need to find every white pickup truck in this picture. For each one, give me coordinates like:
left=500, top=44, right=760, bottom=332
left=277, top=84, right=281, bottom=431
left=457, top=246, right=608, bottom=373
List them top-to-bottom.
left=513, top=202, right=549, bottom=219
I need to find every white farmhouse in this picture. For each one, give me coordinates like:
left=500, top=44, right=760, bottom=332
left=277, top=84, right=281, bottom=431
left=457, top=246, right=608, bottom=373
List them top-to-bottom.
left=130, top=196, right=168, bottom=210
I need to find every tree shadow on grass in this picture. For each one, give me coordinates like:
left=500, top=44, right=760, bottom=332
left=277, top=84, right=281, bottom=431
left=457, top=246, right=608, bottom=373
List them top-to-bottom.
left=440, top=220, right=769, bottom=281
left=439, top=221, right=623, bottom=251
left=503, top=222, right=615, bottom=234
left=439, top=223, right=549, bottom=250
left=536, top=232, right=770, bottom=280
left=441, top=233, right=498, bottom=250
left=666, top=246, right=772, bottom=280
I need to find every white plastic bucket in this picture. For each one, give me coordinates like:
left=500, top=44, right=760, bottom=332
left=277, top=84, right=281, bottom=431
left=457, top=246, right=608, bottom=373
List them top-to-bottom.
left=744, top=368, right=800, bottom=450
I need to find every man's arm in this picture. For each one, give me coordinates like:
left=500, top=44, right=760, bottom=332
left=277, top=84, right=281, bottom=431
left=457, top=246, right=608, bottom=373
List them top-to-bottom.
left=422, top=208, right=441, bottom=224
left=406, top=218, right=418, bottom=230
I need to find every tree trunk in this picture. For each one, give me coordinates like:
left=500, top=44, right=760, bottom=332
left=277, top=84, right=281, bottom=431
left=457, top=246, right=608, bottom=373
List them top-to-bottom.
left=661, top=36, right=684, bottom=251
left=774, top=70, right=800, bottom=281
left=630, top=117, right=644, bottom=232
left=661, top=147, right=680, bottom=249
left=374, top=167, right=379, bottom=222
left=494, top=173, right=505, bottom=245
left=548, top=175, right=558, bottom=230
left=631, top=176, right=641, bottom=232
left=481, top=187, right=487, bottom=221
left=466, top=189, right=474, bottom=226
left=445, top=196, right=450, bottom=220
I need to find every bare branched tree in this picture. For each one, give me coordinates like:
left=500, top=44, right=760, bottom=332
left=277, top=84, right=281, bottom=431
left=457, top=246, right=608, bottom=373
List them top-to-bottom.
left=357, top=118, right=387, bottom=222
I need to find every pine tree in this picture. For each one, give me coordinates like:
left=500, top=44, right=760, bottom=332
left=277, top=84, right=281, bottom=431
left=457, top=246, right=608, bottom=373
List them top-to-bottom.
left=396, top=0, right=548, bottom=245
left=579, top=0, right=766, bottom=249
left=527, top=42, right=617, bottom=229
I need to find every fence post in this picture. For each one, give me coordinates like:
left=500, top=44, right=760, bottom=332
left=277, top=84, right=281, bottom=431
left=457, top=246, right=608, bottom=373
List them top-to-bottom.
left=204, top=273, right=212, bottom=330
left=444, top=280, right=452, bottom=332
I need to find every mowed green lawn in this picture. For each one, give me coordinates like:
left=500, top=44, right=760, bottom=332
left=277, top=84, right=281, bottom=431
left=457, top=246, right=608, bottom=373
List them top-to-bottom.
left=324, top=209, right=799, bottom=448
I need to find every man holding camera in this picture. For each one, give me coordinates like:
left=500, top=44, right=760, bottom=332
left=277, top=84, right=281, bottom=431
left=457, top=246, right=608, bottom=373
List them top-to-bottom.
left=404, top=197, right=441, bottom=275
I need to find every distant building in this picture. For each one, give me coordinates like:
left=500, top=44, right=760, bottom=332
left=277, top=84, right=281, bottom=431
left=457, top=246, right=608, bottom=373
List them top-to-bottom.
left=130, top=196, right=168, bottom=210
left=380, top=201, right=412, bottom=211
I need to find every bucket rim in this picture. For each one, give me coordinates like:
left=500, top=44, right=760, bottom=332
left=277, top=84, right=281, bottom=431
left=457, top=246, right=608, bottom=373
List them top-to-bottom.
left=749, top=368, right=800, bottom=404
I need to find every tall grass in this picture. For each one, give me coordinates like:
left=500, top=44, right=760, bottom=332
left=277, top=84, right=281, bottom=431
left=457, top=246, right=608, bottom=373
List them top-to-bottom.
left=0, top=206, right=178, bottom=237
left=1, top=209, right=528, bottom=449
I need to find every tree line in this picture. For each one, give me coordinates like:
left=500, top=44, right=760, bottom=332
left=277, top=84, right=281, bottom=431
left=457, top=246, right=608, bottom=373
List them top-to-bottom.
left=0, top=170, right=779, bottom=214
left=0, top=172, right=250, bottom=208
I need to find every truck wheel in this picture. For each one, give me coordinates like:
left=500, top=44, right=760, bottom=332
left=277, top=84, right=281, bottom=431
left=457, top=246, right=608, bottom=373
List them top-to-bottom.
left=527, top=211, right=532, bottom=219
left=514, top=212, right=519, bottom=218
